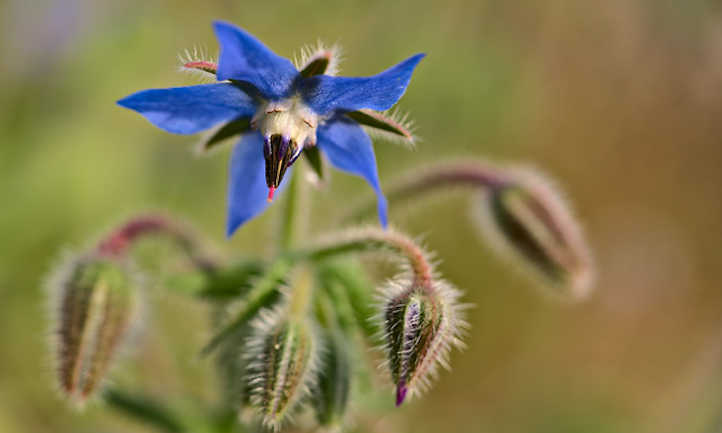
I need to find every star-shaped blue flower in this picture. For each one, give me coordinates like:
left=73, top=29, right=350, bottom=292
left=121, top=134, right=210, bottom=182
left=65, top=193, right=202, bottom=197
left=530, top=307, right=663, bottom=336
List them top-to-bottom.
left=118, top=21, right=423, bottom=236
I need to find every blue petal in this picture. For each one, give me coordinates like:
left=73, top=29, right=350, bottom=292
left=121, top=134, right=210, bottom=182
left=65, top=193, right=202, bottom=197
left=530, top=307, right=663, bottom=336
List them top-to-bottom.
left=213, top=21, right=298, bottom=100
left=300, top=54, right=424, bottom=115
left=117, top=83, right=256, bottom=134
left=317, top=117, right=388, bottom=227
left=227, top=132, right=291, bottom=236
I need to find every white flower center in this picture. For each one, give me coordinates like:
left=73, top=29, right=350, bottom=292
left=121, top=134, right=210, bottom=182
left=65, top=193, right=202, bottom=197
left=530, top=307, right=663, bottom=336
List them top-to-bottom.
left=253, top=96, right=319, bottom=154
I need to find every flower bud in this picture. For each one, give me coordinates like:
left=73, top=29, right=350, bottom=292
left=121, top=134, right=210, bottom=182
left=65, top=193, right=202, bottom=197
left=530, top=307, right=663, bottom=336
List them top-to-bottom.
left=473, top=169, right=594, bottom=300
left=50, top=254, right=139, bottom=403
left=381, top=281, right=465, bottom=406
left=244, top=309, right=319, bottom=431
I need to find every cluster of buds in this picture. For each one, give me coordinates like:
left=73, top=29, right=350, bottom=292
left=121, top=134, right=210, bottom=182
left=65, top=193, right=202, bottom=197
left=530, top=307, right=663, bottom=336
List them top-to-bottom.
left=43, top=17, right=599, bottom=433
left=200, top=227, right=468, bottom=430
left=306, top=228, right=468, bottom=406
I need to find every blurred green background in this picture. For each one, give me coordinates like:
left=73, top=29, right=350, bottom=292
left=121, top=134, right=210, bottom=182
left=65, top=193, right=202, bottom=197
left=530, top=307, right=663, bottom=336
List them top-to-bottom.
left=3, top=0, right=722, bottom=432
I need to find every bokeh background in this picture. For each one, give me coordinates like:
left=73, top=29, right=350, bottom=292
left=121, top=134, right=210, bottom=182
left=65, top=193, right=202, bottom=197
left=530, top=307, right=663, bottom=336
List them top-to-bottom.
left=3, top=0, right=722, bottom=432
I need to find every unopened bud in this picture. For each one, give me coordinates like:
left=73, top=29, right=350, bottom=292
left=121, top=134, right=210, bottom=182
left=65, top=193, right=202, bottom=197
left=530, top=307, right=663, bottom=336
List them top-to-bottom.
left=473, top=169, right=594, bottom=299
left=50, top=254, right=139, bottom=403
left=381, top=281, right=465, bottom=406
left=244, top=309, right=319, bottom=431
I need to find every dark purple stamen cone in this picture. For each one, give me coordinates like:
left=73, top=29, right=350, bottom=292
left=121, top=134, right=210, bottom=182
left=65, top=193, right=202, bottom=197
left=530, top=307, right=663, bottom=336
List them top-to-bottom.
left=264, top=134, right=299, bottom=190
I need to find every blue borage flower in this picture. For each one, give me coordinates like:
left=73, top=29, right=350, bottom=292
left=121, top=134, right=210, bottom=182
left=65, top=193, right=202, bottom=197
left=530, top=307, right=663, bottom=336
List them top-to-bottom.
left=117, top=21, right=424, bottom=236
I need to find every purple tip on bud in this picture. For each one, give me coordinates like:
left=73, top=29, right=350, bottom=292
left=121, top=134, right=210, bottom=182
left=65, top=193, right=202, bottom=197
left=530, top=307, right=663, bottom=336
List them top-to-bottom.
left=264, top=134, right=298, bottom=190
left=396, top=382, right=408, bottom=407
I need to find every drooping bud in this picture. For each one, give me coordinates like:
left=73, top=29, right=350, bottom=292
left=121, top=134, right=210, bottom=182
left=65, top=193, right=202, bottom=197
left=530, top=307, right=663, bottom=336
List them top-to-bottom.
left=473, top=168, right=594, bottom=300
left=49, top=253, right=139, bottom=403
left=381, top=280, right=465, bottom=406
left=244, top=308, right=319, bottom=431
left=312, top=329, right=352, bottom=427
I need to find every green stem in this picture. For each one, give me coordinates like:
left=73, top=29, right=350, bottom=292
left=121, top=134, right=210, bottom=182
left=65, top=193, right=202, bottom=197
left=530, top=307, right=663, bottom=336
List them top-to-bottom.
left=343, top=161, right=510, bottom=223
left=279, top=165, right=306, bottom=251
left=96, top=214, right=218, bottom=272
left=297, top=228, right=434, bottom=291
left=288, top=265, right=313, bottom=317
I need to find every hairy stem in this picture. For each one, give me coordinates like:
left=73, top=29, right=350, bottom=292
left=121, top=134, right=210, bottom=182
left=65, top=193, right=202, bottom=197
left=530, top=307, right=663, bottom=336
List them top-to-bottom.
left=344, top=161, right=511, bottom=223
left=96, top=214, right=217, bottom=272
left=299, top=228, right=434, bottom=293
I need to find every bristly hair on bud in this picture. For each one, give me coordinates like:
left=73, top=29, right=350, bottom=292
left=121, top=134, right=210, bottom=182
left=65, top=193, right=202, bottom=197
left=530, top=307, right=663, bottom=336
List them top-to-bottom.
left=294, top=40, right=343, bottom=77
left=178, top=45, right=218, bottom=81
left=471, top=166, right=595, bottom=300
left=47, top=252, right=140, bottom=405
left=378, top=278, right=467, bottom=407
left=243, top=306, right=321, bottom=431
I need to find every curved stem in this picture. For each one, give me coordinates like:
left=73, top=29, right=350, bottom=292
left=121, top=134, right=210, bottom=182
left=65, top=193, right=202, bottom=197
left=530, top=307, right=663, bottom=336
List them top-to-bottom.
left=344, top=161, right=511, bottom=223
left=96, top=214, right=217, bottom=272
left=297, top=227, right=434, bottom=293
left=203, top=228, right=433, bottom=354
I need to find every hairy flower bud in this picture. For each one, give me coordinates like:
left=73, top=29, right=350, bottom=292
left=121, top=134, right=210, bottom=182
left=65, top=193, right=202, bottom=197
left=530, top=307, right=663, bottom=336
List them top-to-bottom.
left=473, top=168, right=594, bottom=299
left=49, top=254, right=139, bottom=403
left=381, top=281, right=465, bottom=406
left=244, top=309, right=319, bottom=431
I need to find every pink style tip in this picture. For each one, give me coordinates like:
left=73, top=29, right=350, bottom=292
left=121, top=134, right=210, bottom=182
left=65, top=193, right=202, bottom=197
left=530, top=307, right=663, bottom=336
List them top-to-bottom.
left=267, top=186, right=276, bottom=202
